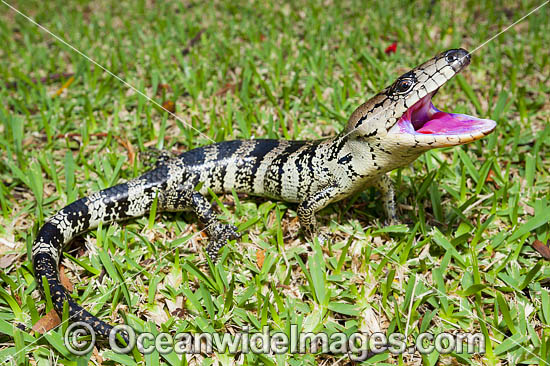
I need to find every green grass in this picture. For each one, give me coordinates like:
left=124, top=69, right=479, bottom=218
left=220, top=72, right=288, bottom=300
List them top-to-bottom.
left=1, top=0, right=550, bottom=364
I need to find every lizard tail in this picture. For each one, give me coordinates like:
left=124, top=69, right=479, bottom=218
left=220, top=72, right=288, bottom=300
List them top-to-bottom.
left=32, top=168, right=168, bottom=341
left=32, top=196, right=119, bottom=340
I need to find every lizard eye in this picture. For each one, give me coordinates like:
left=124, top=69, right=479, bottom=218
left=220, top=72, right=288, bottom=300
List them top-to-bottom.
left=445, top=51, right=458, bottom=63
left=394, top=78, right=414, bottom=94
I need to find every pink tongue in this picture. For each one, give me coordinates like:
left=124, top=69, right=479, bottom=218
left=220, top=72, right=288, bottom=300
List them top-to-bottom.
left=417, top=112, right=482, bottom=135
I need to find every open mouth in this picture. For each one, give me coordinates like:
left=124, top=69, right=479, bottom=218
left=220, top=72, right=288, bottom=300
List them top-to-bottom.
left=388, top=91, right=496, bottom=139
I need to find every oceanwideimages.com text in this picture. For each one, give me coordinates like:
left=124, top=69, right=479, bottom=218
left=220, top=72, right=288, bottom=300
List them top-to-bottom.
left=65, top=322, right=485, bottom=360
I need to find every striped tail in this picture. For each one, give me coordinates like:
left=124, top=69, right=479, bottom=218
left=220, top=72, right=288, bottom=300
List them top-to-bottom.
left=32, top=166, right=168, bottom=341
left=32, top=197, right=119, bottom=339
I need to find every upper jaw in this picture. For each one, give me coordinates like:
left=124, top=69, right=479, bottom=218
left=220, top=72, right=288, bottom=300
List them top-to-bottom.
left=387, top=91, right=496, bottom=147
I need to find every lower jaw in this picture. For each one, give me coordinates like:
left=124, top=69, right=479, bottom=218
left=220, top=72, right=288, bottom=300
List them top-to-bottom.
left=387, top=96, right=496, bottom=147
left=388, top=126, right=496, bottom=148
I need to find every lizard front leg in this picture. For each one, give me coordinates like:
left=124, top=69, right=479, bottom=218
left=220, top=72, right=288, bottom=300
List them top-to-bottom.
left=373, top=174, right=398, bottom=224
left=297, top=185, right=339, bottom=240
left=161, top=188, right=240, bottom=260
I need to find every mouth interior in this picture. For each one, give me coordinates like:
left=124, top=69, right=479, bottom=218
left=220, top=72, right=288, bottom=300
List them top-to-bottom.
left=390, top=91, right=496, bottom=136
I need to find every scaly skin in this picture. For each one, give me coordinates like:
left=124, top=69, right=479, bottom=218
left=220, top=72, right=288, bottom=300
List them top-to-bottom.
left=32, top=48, right=496, bottom=341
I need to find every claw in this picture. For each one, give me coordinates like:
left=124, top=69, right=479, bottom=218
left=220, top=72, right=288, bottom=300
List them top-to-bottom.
left=206, top=223, right=240, bottom=261
left=227, top=225, right=241, bottom=240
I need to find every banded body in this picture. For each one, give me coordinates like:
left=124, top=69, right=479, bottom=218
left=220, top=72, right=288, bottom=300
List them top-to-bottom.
left=32, top=48, right=496, bottom=341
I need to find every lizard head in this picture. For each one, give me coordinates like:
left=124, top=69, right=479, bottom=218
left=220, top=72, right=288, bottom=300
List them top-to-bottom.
left=346, top=48, right=496, bottom=148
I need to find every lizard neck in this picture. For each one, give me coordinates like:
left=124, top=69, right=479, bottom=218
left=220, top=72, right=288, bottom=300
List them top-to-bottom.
left=331, top=133, right=427, bottom=181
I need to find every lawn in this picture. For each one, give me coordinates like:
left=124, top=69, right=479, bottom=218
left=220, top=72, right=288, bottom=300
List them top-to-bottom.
left=1, top=0, right=549, bottom=365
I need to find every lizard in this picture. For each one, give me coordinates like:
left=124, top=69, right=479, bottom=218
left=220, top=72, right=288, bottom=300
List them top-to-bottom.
left=31, top=48, right=496, bottom=342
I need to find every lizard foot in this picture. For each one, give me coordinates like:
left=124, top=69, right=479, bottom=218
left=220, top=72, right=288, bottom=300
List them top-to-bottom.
left=206, top=223, right=241, bottom=261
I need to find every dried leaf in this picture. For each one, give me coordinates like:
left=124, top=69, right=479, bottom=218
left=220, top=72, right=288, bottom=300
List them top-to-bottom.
left=182, top=29, right=205, bottom=55
left=5, top=72, right=74, bottom=89
left=54, top=76, right=75, bottom=97
left=157, top=83, right=172, bottom=94
left=214, top=83, right=236, bottom=97
left=162, top=100, right=176, bottom=113
left=56, top=132, right=108, bottom=140
left=115, top=137, right=136, bottom=165
left=486, top=169, right=495, bottom=182
left=486, top=170, right=501, bottom=189
left=523, top=204, right=535, bottom=216
left=0, top=237, right=16, bottom=249
left=532, top=240, right=550, bottom=260
left=256, top=249, right=265, bottom=269
left=0, top=254, right=17, bottom=269
left=141, top=258, right=155, bottom=266
left=60, top=265, right=74, bottom=292
left=164, top=269, right=183, bottom=289
left=165, top=296, right=184, bottom=314
left=146, top=304, right=169, bottom=325
left=171, top=308, right=187, bottom=318
left=32, top=309, right=61, bottom=334
left=93, top=347, right=103, bottom=365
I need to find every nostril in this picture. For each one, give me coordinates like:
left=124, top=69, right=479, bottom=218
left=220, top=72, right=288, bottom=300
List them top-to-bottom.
left=445, top=49, right=470, bottom=65
left=460, top=49, right=471, bottom=64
